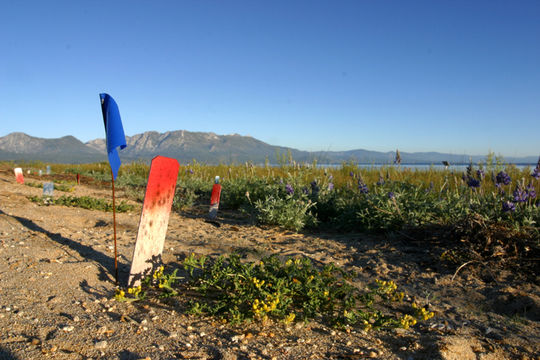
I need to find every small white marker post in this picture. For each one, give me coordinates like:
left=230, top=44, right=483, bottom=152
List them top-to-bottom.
left=128, top=156, right=179, bottom=287
left=14, top=168, right=24, bottom=184
left=43, top=182, right=54, bottom=196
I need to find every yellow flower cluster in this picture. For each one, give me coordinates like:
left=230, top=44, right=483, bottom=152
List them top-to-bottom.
left=285, top=258, right=302, bottom=266
left=153, top=266, right=164, bottom=280
left=251, top=277, right=265, bottom=289
left=375, top=279, right=404, bottom=301
left=375, top=279, right=397, bottom=293
left=128, top=285, right=142, bottom=297
left=115, top=288, right=126, bottom=301
left=252, top=294, right=280, bottom=318
left=412, top=303, right=434, bottom=320
left=284, top=312, right=295, bottom=324
left=400, top=314, right=417, bottom=329
left=362, top=320, right=372, bottom=331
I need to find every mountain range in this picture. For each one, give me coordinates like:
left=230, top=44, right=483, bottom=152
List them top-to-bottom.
left=0, top=131, right=537, bottom=165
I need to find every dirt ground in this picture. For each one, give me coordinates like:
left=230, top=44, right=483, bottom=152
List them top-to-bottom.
left=0, top=168, right=539, bottom=360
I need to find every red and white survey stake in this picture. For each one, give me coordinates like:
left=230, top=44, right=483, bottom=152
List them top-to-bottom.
left=128, top=156, right=179, bottom=287
left=14, top=168, right=24, bottom=184
left=209, top=176, right=222, bottom=219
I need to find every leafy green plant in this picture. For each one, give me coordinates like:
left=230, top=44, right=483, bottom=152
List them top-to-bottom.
left=27, top=195, right=134, bottom=212
left=254, top=195, right=316, bottom=231
left=180, top=253, right=433, bottom=330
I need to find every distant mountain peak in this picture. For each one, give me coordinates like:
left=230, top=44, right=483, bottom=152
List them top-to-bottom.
left=0, top=130, right=536, bottom=165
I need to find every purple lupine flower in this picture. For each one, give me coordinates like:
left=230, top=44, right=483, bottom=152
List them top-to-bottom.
left=476, top=169, right=485, bottom=180
left=349, top=171, right=354, bottom=177
left=496, top=171, right=511, bottom=185
left=461, top=173, right=467, bottom=182
left=328, top=174, right=333, bottom=180
left=467, top=177, right=481, bottom=188
left=358, top=180, right=369, bottom=194
left=328, top=183, right=334, bottom=191
left=495, top=183, right=505, bottom=195
left=526, top=183, right=537, bottom=199
left=285, top=184, right=294, bottom=195
left=513, top=185, right=528, bottom=203
left=302, top=187, right=309, bottom=195
left=387, top=191, right=395, bottom=199
left=502, top=201, right=516, bottom=212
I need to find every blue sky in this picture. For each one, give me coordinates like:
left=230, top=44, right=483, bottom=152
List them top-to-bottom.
left=1, top=1, right=539, bottom=157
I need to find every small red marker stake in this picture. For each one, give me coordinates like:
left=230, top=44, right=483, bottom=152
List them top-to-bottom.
left=128, top=156, right=179, bottom=287
left=14, top=168, right=24, bottom=184
left=76, top=173, right=80, bottom=185
left=209, top=176, right=222, bottom=220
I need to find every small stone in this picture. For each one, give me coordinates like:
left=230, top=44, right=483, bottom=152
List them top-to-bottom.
left=73, top=316, right=80, bottom=322
left=62, top=325, right=74, bottom=332
left=169, top=332, right=178, bottom=339
left=231, top=334, right=245, bottom=343
left=31, top=338, right=40, bottom=345
left=95, top=340, right=107, bottom=349
left=185, top=343, right=192, bottom=348
left=368, top=351, right=378, bottom=358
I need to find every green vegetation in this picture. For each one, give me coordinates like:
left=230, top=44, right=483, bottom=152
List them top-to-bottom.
left=6, top=157, right=537, bottom=329
left=25, top=181, right=75, bottom=192
left=28, top=195, right=134, bottom=213
left=115, top=254, right=433, bottom=330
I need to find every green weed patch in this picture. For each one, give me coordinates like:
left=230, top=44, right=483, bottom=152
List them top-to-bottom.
left=27, top=195, right=134, bottom=213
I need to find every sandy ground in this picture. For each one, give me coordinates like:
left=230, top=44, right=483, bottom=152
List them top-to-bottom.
left=0, top=168, right=539, bottom=360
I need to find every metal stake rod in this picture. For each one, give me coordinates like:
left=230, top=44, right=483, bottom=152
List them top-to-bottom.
left=111, top=169, right=119, bottom=284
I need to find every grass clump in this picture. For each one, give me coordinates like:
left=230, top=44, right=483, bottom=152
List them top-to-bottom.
left=25, top=182, right=75, bottom=193
left=27, top=195, right=134, bottom=213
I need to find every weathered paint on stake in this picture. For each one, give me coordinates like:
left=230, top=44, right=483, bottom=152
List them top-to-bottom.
left=128, top=156, right=179, bottom=287
left=14, top=168, right=24, bottom=184
left=209, top=183, right=222, bottom=219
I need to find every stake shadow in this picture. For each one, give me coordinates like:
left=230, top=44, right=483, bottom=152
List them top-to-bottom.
left=0, top=208, right=119, bottom=284
left=0, top=347, right=19, bottom=360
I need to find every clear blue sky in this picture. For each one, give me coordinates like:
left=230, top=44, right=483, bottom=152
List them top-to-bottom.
left=1, top=0, right=539, bottom=157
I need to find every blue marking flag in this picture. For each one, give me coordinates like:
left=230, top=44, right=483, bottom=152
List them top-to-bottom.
left=99, top=93, right=126, bottom=180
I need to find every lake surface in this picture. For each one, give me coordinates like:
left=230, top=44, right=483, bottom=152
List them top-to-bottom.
left=316, top=164, right=536, bottom=171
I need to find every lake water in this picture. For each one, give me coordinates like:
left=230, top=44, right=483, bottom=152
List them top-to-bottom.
left=316, top=164, right=536, bottom=171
